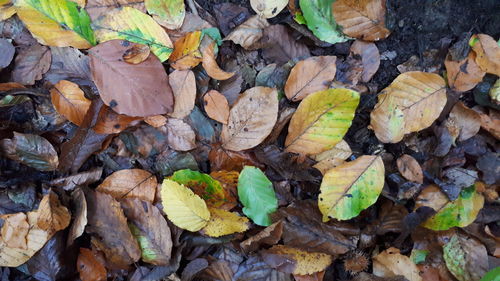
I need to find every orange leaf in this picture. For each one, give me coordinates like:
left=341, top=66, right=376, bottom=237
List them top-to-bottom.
left=169, top=31, right=203, bottom=70
left=470, top=34, right=500, bottom=76
left=202, top=42, right=234, bottom=80
left=122, top=43, right=150, bottom=64
left=445, top=52, right=485, bottom=92
left=168, top=70, right=196, bottom=119
left=50, top=80, right=91, bottom=126
left=203, top=90, right=230, bottom=124
left=93, top=105, right=141, bottom=134
left=396, top=154, right=423, bottom=184
left=96, top=169, right=157, bottom=202
left=77, top=248, right=107, bottom=281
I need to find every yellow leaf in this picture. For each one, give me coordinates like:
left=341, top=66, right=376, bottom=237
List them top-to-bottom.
left=0, top=0, right=16, bottom=21
left=169, top=30, right=203, bottom=70
left=50, top=80, right=91, bottom=126
left=312, top=140, right=352, bottom=175
left=161, top=179, right=210, bottom=232
left=201, top=208, right=249, bottom=237
left=262, top=245, right=333, bottom=275
left=373, top=247, right=422, bottom=281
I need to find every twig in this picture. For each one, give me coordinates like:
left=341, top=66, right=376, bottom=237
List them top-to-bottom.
left=186, top=0, right=198, bottom=16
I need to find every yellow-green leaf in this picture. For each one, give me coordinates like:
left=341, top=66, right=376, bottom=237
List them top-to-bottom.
left=0, top=0, right=16, bottom=21
left=15, top=0, right=95, bottom=48
left=145, top=0, right=185, bottom=30
left=92, top=7, right=173, bottom=62
left=285, top=88, right=360, bottom=155
left=319, top=155, right=385, bottom=221
left=170, top=169, right=227, bottom=208
left=161, top=179, right=210, bottom=232
left=201, top=208, right=249, bottom=237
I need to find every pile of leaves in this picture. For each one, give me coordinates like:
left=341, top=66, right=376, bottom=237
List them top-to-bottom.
left=0, top=0, right=499, bottom=280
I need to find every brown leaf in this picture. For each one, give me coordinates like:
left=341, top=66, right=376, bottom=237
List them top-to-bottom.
left=86, top=0, right=146, bottom=21
left=333, top=0, right=391, bottom=41
left=225, top=15, right=269, bottom=50
left=259, top=25, right=311, bottom=65
left=169, top=31, right=203, bottom=70
left=470, top=34, right=500, bottom=76
left=0, top=38, right=14, bottom=69
left=89, top=40, right=174, bottom=117
left=350, top=40, right=380, bottom=82
left=202, top=42, right=235, bottom=81
left=123, top=43, right=150, bottom=64
left=12, top=44, right=51, bottom=85
left=45, top=46, right=91, bottom=84
left=445, top=52, right=485, bottom=92
left=284, top=56, right=337, bottom=102
left=169, top=70, right=196, bottom=119
left=50, top=80, right=91, bottom=126
left=0, top=82, right=25, bottom=91
left=221, top=87, right=279, bottom=151
left=203, top=90, right=230, bottom=124
left=448, top=102, right=481, bottom=141
left=93, top=105, right=141, bottom=134
left=475, top=108, right=500, bottom=140
left=144, top=115, right=168, bottom=127
left=165, top=118, right=196, bottom=151
left=1, top=132, right=59, bottom=171
left=209, top=144, right=262, bottom=171
left=396, top=154, right=424, bottom=184
left=96, top=169, right=157, bottom=203
left=209, top=170, right=239, bottom=210
left=67, top=188, right=88, bottom=246
left=85, top=189, right=141, bottom=269
left=36, top=192, right=72, bottom=233
left=121, top=198, right=172, bottom=265
left=376, top=201, right=408, bottom=235
left=0, top=213, right=29, bottom=249
left=240, top=221, right=283, bottom=253
left=443, top=233, right=488, bottom=281
left=261, top=245, right=333, bottom=275
left=373, top=247, right=423, bottom=281
left=77, top=248, right=107, bottom=281
left=233, top=254, right=293, bottom=281
left=293, top=271, right=325, bottom=281
left=352, top=273, right=407, bottom=281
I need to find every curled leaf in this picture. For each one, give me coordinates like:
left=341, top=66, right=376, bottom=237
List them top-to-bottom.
left=225, top=15, right=269, bottom=50
left=470, top=34, right=500, bottom=76
left=202, top=42, right=234, bottom=80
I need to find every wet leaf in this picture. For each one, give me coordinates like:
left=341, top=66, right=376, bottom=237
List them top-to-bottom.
left=15, top=0, right=95, bottom=48
left=86, top=0, right=145, bottom=21
left=146, top=0, right=185, bottom=30
left=250, top=0, right=287, bottom=19
left=299, top=0, right=348, bottom=44
left=333, top=0, right=391, bottom=41
left=225, top=15, right=269, bottom=50
left=168, top=31, right=203, bottom=70
left=470, top=34, right=500, bottom=76
left=0, top=38, right=14, bottom=69
left=89, top=40, right=174, bottom=117
left=350, top=40, right=380, bottom=82
left=202, top=42, right=234, bottom=80
left=122, top=43, right=150, bottom=64
left=12, top=44, right=51, bottom=85
left=445, top=52, right=485, bottom=92
left=284, top=56, right=337, bottom=102
left=168, top=70, right=196, bottom=119
left=370, top=71, right=447, bottom=143
left=50, top=80, right=91, bottom=126
left=221, top=87, right=279, bottom=151
left=285, top=88, right=360, bottom=155
left=204, top=90, right=230, bottom=124
left=448, top=102, right=481, bottom=142
left=93, top=105, right=141, bottom=134
left=165, top=118, right=196, bottom=151
left=1, top=132, right=59, bottom=171
left=312, top=140, right=352, bottom=175
left=396, top=154, right=423, bottom=184
left=319, top=155, right=385, bottom=221
left=237, top=166, right=278, bottom=226
left=97, top=169, right=157, bottom=203
left=170, top=169, right=227, bottom=208
left=161, top=179, right=210, bottom=232
left=415, top=185, right=484, bottom=231
left=67, top=188, right=87, bottom=246
left=85, top=189, right=141, bottom=269
left=121, top=198, right=172, bottom=265
left=201, top=208, right=250, bottom=237
left=240, top=221, right=283, bottom=253
left=443, top=234, right=488, bottom=281
left=262, top=245, right=333, bottom=275
left=373, top=247, right=422, bottom=281
left=77, top=248, right=107, bottom=281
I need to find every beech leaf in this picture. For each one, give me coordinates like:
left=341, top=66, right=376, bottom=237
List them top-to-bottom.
left=145, top=0, right=185, bottom=30
left=250, top=0, right=287, bottom=19
left=299, top=0, right=349, bottom=44
left=225, top=15, right=269, bottom=50
left=470, top=34, right=500, bottom=76
left=168, top=70, right=196, bottom=119
left=50, top=80, right=91, bottom=126
left=203, top=90, right=230, bottom=124
left=0, top=132, right=59, bottom=171
left=96, top=169, right=157, bottom=203
left=170, top=169, right=227, bottom=208
left=201, top=208, right=250, bottom=237
left=443, top=234, right=488, bottom=281
left=262, top=245, right=333, bottom=275
left=373, top=247, right=422, bottom=281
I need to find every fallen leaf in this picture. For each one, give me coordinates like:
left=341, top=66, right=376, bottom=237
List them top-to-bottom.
left=0, top=0, right=16, bottom=21
left=15, top=0, right=95, bottom=48
left=86, top=0, right=145, bottom=21
left=146, top=0, right=185, bottom=29
left=250, top=0, right=287, bottom=19
left=299, top=0, right=348, bottom=44
left=333, top=0, right=391, bottom=41
left=92, top=7, right=173, bottom=62
left=225, top=15, right=269, bottom=50
left=259, top=24, right=311, bottom=65
left=168, top=31, right=203, bottom=70
left=470, top=34, right=500, bottom=76
left=0, top=38, right=14, bottom=69
left=89, top=40, right=174, bottom=117
left=350, top=40, right=381, bottom=82
left=202, top=42, right=234, bottom=80
left=122, top=43, right=150, bottom=64
left=12, top=44, right=51, bottom=85
left=44, top=46, right=91, bottom=84
left=445, top=52, right=485, bottom=92
left=284, top=56, right=337, bottom=102
left=168, top=70, right=196, bottom=119
left=370, top=71, right=447, bottom=143
left=50, top=80, right=91, bottom=126
left=0, top=82, right=24, bottom=91
left=221, top=87, right=279, bottom=151
left=285, top=88, right=360, bottom=155
left=204, top=90, right=230, bottom=124
left=0, top=95, right=31, bottom=107
left=448, top=102, right=481, bottom=141
left=93, top=105, right=141, bottom=134
left=475, top=108, right=500, bottom=140
left=144, top=115, right=167, bottom=127
left=165, top=118, right=196, bottom=151
left=0, top=132, right=59, bottom=171
left=312, top=140, right=352, bottom=175
left=209, top=144, right=262, bottom=172
left=476, top=152, right=500, bottom=185
left=396, top=154, right=423, bottom=184
left=237, top=166, right=278, bottom=226
left=96, top=169, right=157, bottom=203
left=170, top=169, right=227, bottom=208
left=209, top=170, right=239, bottom=210
left=161, top=179, right=210, bottom=232
left=415, top=185, right=484, bottom=231
left=67, top=188, right=87, bottom=246
left=84, top=189, right=141, bottom=269
left=37, top=191, right=72, bottom=233
left=121, top=198, right=172, bottom=265
left=375, top=201, right=408, bottom=235
left=201, top=208, right=250, bottom=237
left=0, top=213, right=29, bottom=249
left=240, top=221, right=283, bottom=253
left=443, top=234, right=488, bottom=281
left=262, top=245, right=333, bottom=275
left=373, top=247, right=422, bottom=281
left=77, top=248, right=107, bottom=281
left=233, top=255, right=293, bottom=281
left=182, top=258, right=209, bottom=281
left=293, top=272, right=325, bottom=281
left=353, top=273, right=407, bottom=281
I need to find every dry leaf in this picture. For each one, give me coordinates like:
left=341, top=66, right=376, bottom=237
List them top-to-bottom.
left=86, top=0, right=146, bottom=21
left=250, top=0, right=287, bottom=19
left=333, top=0, right=391, bottom=41
left=225, top=15, right=269, bottom=50
left=259, top=24, right=311, bottom=65
left=169, top=31, right=203, bottom=70
left=470, top=34, right=500, bottom=76
left=350, top=40, right=380, bottom=82
left=202, top=42, right=234, bottom=80
left=122, top=43, right=150, bottom=64
left=12, top=44, right=51, bottom=85
left=445, top=52, right=485, bottom=92
left=284, top=56, right=336, bottom=102
left=168, top=70, right=196, bottom=119
left=50, top=80, right=91, bottom=126
left=221, top=87, right=279, bottom=151
left=203, top=90, right=230, bottom=124
left=448, top=102, right=481, bottom=141
left=93, top=105, right=141, bottom=134
left=476, top=108, right=500, bottom=140
left=144, top=115, right=168, bottom=127
left=165, top=118, right=196, bottom=151
left=1, top=132, right=59, bottom=171
left=312, top=140, right=352, bottom=175
left=209, top=144, right=262, bottom=171
left=396, top=154, right=423, bottom=184
left=96, top=169, right=157, bottom=203
left=209, top=170, right=239, bottom=210
left=67, top=188, right=87, bottom=246
left=36, top=192, right=72, bottom=233
left=201, top=208, right=250, bottom=237
left=0, top=213, right=29, bottom=249
left=240, top=221, right=283, bottom=253
left=262, top=245, right=333, bottom=275
left=373, top=247, right=422, bottom=281
left=77, top=248, right=107, bottom=281
left=294, top=272, right=325, bottom=281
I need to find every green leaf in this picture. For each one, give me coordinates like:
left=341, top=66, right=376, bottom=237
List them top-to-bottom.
left=145, top=0, right=185, bottom=30
left=299, top=0, right=349, bottom=44
left=201, top=27, right=223, bottom=46
left=0, top=95, right=31, bottom=107
left=237, top=166, right=278, bottom=226
left=170, top=169, right=226, bottom=207
left=443, top=234, right=489, bottom=281
left=410, top=249, right=428, bottom=265
left=481, top=267, right=500, bottom=281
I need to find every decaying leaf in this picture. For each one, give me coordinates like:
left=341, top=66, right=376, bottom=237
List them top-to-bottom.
left=0, top=0, right=16, bottom=21
left=86, top=0, right=145, bottom=21
left=146, top=0, right=185, bottom=30
left=250, top=0, right=287, bottom=19
left=225, top=15, right=269, bottom=50
left=259, top=24, right=311, bottom=65
left=169, top=31, right=203, bottom=70
left=470, top=34, right=500, bottom=76
left=0, top=38, right=14, bottom=69
left=350, top=40, right=381, bottom=82
left=202, top=42, right=234, bottom=81
left=122, top=43, right=150, bottom=64
left=12, top=44, right=51, bottom=85
left=45, top=46, right=91, bottom=84
left=445, top=52, right=485, bottom=92
left=284, top=56, right=337, bottom=102
left=168, top=70, right=196, bottom=119
left=370, top=71, right=447, bottom=143
left=50, top=80, right=91, bottom=126
left=221, top=87, right=279, bottom=151
left=285, top=89, right=360, bottom=155
left=204, top=90, right=230, bottom=124
left=448, top=102, right=481, bottom=142
left=93, top=105, right=141, bottom=134
left=165, top=118, right=196, bottom=151
left=1, top=132, right=59, bottom=171
left=312, top=140, right=352, bottom=175
left=396, top=154, right=423, bottom=184
left=96, top=169, right=157, bottom=203
left=170, top=169, right=227, bottom=208
left=161, top=179, right=210, bottom=232
left=67, top=188, right=87, bottom=246
left=201, top=208, right=250, bottom=237
left=0, top=213, right=29, bottom=249
left=240, top=221, right=283, bottom=253
left=443, top=234, right=488, bottom=281
left=262, top=245, right=333, bottom=275
left=373, top=247, right=422, bottom=281
left=77, top=248, right=107, bottom=281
